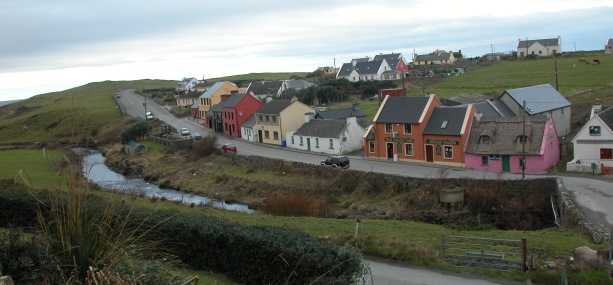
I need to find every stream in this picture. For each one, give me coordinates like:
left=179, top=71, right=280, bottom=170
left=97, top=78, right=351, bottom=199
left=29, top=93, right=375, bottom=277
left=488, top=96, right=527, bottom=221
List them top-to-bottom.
left=77, top=148, right=253, bottom=213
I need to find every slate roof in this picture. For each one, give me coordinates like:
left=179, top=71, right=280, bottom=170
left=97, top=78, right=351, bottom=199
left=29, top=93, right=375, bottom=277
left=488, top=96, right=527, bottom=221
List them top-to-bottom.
left=517, top=38, right=560, bottom=48
left=608, top=39, right=613, bottom=46
left=414, top=52, right=452, bottom=62
left=373, top=53, right=404, bottom=68
left=354, top=61, right=384, bottom=76
left=337, top=62, right=356, bottom=77
left=283, top=80, right=314, bottom=89
left=246, top=81, right=283, bottom=96
left=200, top=82, right=226, bottom=99
left=500, top=84, right=571, bottom=115
left=179, top=90, right=203, bottom=99
left=222, top=93, right=247, bottom=108
left=375, top=96, right=431, bottom=124
left=472, top=99, right=515, bottom=117
left=255, top=100, right=293, bottom=115
left=206, top=102, right=225, bottom=116
left=423, top=106, right=469, bottom=136
left=598, top=106, right=613, bottom=131
left=316, top=107, right=366, bottom=120
left=242, top=114, right=256, bottom=128
left=465, top=116, right=548, bottom=155
left=293, top=119, right=346, bottom=138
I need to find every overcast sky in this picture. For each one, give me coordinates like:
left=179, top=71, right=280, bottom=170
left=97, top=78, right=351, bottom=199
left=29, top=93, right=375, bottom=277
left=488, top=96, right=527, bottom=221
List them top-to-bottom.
left=1, top=0, right=612, bottom=101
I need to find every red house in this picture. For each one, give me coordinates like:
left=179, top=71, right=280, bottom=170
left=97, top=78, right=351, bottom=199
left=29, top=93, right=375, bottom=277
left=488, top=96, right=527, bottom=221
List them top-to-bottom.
left=221, top=93, right=264, bottom=137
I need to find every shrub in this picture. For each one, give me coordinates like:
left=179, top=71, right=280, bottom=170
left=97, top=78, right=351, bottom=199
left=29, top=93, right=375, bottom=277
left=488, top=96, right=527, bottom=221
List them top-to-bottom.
left=193, top=135, right=218, bottom=157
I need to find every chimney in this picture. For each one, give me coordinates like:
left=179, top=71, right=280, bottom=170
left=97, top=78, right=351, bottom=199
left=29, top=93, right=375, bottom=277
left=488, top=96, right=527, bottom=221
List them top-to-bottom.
left=304, top=112, right=314, bottom=123
left=475, top=112, right=483, bottom=122
left=346, top=116, right=357, bottom=125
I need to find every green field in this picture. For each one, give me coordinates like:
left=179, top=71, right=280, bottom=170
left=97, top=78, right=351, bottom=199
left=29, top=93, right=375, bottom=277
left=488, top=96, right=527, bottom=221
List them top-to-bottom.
left=0, top=148, right=65, bottom=188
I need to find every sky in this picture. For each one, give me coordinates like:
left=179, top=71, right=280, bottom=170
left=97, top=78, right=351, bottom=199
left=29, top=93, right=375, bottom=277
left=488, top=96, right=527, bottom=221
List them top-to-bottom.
left=1, top=0, right=612, bottom=101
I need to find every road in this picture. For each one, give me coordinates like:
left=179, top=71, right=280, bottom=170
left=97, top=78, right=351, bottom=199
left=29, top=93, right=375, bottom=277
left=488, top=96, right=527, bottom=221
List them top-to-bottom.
left=115, top=89, right=611, bottom=284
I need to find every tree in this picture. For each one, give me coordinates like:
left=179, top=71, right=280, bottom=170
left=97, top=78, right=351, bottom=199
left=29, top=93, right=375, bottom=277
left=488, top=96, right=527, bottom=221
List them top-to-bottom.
left=120, top=121, right=151, bottom=144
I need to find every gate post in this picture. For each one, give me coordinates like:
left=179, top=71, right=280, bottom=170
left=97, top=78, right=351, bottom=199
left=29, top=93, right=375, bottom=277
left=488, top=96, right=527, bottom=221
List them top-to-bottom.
left=521, top=238, right=527, bottom=272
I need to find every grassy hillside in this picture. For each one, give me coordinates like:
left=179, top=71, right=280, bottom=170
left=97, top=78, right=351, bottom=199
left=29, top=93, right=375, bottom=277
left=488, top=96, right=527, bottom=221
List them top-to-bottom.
left=407, top=52, right=613, bottom=97
left=207, top=72, right=309, bottom=84
left=0, top=80, right=176, bottom=145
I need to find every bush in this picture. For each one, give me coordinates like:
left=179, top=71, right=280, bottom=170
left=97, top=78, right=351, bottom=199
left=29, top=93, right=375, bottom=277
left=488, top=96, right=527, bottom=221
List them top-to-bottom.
left=193, top=135, right=218, bottom=157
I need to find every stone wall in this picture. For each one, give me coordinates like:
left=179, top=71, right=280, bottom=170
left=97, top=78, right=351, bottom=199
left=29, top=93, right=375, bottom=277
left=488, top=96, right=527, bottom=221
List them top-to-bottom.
left=566, top=161, right=602, bottom=174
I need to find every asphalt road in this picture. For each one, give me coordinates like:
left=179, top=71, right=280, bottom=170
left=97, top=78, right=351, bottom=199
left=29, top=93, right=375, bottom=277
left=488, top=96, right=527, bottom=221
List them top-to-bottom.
left=115, top=89, right=612, bottom=284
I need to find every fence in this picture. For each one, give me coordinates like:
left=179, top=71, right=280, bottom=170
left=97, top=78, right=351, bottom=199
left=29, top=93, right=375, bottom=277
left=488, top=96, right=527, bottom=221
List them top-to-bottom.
left=440, top=235, right=526, bottom=272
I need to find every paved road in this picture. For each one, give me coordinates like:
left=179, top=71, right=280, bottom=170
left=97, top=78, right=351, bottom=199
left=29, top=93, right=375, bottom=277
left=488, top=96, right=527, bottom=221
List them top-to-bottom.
left=115, top=89, right=611, bottom=284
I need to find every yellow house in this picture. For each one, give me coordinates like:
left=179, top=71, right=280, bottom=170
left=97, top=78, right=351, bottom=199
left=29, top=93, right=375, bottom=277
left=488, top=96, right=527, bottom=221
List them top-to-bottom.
left=413, top=49, right=456, bottom=66
left=197, top=81, right=239, bottom=118
left=253, top=98, right=315, bottom=145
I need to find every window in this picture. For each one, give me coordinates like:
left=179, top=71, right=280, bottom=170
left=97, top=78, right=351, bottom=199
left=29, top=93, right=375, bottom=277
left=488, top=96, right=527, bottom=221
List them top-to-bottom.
left=258, top=115, right=263, bottom=121
left=265, top=115, right=270, bottom=122
left=272, top=116, right=277, bottom=123
left=440, top=120, right=448, bottom=129
left=224, top=123, right=228, bottom=131
left=385, top=123, right=392, bottom=133
left=404, top=124, right=412, bottom=134
left=590, top=125, right=601, bottom=135
left=264, top=131, right=270, bottom=139
left=273, top=131, right=279, bottom=140
left=480, top=135, right=491, bottom=144
left=517, top=135, right=529, bottom=144
left=291, top=136, right=295, bottom=145
left=299, top=137, right=303, bottom=145
left=315, top=138, right=319, bottom=148
left=329, top=139, right=334, bottom=149
left=369, top=141, right=375, bottom=153
left=396, top=143, right=401, bottom=153
left=405, top=143, right=413, bottom=156
left=444, top=146, right=453, bottom=159
left=601, top=148, right=613, bottom=159
left=482, top=156, right=488, bottom=165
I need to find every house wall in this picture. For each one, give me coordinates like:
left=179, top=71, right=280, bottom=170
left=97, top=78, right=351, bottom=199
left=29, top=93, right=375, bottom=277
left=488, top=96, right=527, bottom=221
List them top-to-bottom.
left=606, top=44, right=613, bottom=55
left=365, top=96, right=440, bottom=161
left=278, top=102, right=315, bottom=143
left=547, top=106, right=571, bottom=137
left=572, top=115, right=613, bottom=167
left=340, top=117, right=366, bottom=154
left=241, top=127, right=256, bottom=142
left=286, top=132, right=342, bottom=155
left=422, top=135, right=467, bottom=167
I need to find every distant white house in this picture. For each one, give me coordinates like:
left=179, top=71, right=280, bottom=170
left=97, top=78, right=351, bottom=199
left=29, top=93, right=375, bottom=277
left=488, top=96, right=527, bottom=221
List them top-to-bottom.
left=517, top=37, right=562, bottom=57
left=176, top=77, right=201, bottom=92
left=571, top=105, right=613, bottom=167
left=241, top=114, right=257, bottom=142
left=286, top=114, right=366, bottom=155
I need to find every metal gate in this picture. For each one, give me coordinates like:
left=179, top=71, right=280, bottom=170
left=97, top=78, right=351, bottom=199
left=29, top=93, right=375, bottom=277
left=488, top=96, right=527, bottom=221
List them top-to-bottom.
left=603, top=165, right=613, bottom=176
left=440, top=235, right=526, bottom=272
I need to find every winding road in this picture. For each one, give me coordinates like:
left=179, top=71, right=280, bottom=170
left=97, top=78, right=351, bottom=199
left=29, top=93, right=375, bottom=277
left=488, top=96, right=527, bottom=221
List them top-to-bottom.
left=115, top=89, right=613, bottom=284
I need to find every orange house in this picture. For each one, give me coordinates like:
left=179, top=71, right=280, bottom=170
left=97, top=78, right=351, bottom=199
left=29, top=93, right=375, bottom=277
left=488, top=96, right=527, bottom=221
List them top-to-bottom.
left=364, top=94, right=474, bottom=167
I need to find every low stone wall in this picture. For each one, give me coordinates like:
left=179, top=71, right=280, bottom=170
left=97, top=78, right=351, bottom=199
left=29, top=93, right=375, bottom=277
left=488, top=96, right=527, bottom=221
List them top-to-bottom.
left=148, top=135, right=192, bottom=149
left=566, top=161, right=602, bottom=174
left=554, top=177, right=609, bottom=244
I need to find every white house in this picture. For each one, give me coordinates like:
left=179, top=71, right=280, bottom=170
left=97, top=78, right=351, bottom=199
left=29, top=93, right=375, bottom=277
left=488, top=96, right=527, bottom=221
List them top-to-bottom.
left=517, top=37, right=562, bottom=57
left=336, top=58, right=392, bottom=82
left=176, top=77, right=201, bottom=92
left=571, top=105, right=613, bottom=167
left=241, top=114, right=257, bottom=142
left=286, top=114, right=366, bottom=155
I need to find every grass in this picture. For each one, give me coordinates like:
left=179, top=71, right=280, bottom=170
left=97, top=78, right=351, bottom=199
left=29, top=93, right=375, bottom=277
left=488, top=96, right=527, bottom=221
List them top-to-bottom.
left=206, top=72, right=309, bottom=83
left=0, top=148, right=65, bottom=188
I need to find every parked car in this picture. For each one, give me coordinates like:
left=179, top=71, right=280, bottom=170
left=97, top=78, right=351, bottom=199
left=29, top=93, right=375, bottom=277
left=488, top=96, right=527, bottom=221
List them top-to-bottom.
left=115, top=93, right=121, bottom=98
left=146, top=111, right=155, bottom=120
left=180, top=128, right=190, bottom=136
left=191, top=133, right=202, bottom=140
left=221, top=143, right=237, bottom=153
left=320, top=156, right=350, bottom=169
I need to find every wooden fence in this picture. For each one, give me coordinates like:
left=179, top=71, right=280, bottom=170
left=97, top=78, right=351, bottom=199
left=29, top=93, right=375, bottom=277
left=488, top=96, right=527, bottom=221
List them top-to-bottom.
left=440, top=235, right=526, bottom=272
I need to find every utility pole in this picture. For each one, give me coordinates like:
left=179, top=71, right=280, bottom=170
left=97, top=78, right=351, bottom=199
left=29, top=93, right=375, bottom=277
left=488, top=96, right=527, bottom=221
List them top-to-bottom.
left=555, top=60, right=559, bottom=90
left=522, top=100, right=526, bottom=179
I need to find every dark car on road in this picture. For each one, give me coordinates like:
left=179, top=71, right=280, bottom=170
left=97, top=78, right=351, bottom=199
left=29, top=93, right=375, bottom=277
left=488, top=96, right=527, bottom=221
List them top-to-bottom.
left=221, top=143, right=237, bottom=153
left=320, top=156, right=350, bottom=169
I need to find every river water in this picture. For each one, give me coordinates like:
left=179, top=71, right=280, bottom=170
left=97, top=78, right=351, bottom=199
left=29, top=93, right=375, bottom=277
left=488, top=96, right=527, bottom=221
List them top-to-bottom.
left=77, top=149, right=253, bottom=213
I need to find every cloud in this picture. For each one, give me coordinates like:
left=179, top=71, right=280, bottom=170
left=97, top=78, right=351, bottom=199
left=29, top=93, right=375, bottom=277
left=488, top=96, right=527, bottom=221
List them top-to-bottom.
left=1, top=0, right=612, bottom=101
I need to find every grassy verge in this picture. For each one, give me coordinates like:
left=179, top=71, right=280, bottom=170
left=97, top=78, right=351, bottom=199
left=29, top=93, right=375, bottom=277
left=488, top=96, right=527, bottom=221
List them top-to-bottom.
left=0, top=148, right=65, bottom=188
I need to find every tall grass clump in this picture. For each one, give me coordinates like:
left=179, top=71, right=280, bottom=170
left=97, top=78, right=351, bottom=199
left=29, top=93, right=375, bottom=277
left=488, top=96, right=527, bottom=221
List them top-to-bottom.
left=193, top=135, right=219, bottom=157
left=32, top=148, right=169, bottom=282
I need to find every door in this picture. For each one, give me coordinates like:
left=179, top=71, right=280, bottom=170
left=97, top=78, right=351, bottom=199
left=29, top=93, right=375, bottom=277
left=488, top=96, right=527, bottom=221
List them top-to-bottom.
left=258, top=130, right=263, bottom=143
left=307, top=138, right=311, bottom=151
left=386, top=143, right=393, bottom=159
left=425, top=145, right=434, bottom=162
left=502, top=155, right=510, bottom=172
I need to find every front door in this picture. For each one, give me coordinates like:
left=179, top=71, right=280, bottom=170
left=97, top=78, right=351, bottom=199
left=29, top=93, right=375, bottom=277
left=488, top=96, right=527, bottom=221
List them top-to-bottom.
left=258, top=130, right=263, bottom=143
left=307, top=138, right=311, bottom=151
left=386, top=143, right=393, bottom=159
left=425, top=145, right=434, bottom=162
left=502, top=155, right=510, bottom=172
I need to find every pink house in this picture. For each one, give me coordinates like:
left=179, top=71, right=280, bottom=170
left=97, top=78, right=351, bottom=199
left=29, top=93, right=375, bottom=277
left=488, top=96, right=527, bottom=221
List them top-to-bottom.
left=464, top=115, right=559, bottom=173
